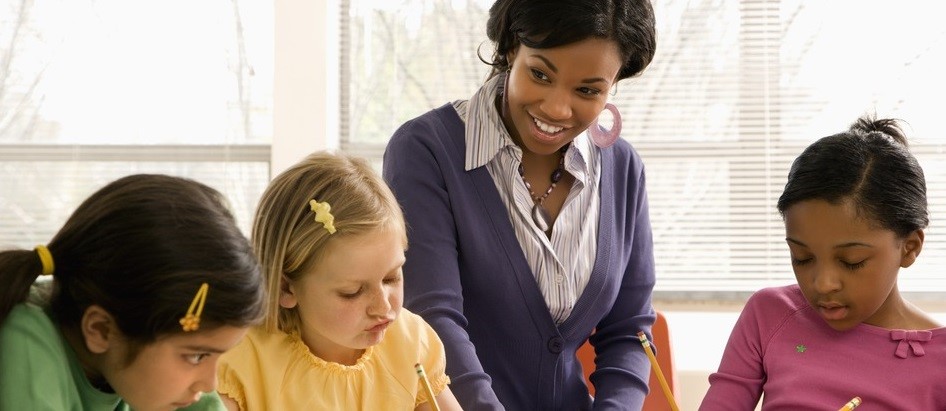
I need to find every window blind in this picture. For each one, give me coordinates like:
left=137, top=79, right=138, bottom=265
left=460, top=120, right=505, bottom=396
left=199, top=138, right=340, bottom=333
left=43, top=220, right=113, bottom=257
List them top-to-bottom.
left=340, top=0, right=946, bottom=295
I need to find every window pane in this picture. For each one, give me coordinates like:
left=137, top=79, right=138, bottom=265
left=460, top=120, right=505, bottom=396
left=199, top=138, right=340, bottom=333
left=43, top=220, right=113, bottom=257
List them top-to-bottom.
left=0, top=0, right=273, bottom=145
left=1, top=0, right=274, bottom=248
left=342, top=0, right=492, bottom=145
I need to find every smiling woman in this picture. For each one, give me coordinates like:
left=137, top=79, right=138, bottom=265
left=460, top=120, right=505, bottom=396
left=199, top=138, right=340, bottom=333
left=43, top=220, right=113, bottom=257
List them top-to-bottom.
left=381, top=0, right=659, bottom=409
left=501, top=38, right=623, bottom=156
left=502, top=38, right=624, bottom=231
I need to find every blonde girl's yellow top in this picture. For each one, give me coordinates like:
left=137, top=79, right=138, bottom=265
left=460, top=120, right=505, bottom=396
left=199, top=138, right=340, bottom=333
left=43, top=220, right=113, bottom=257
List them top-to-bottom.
left=217, top=309, right=450, bottom=410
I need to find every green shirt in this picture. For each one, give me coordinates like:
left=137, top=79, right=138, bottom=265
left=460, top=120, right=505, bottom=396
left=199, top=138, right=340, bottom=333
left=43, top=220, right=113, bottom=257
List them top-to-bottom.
left=0, top=303, right=225, bottom=411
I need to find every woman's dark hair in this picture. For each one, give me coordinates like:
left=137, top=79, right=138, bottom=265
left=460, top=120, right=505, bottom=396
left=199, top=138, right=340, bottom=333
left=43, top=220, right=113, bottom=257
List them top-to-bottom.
left=484, top=0, right=657, bottom=80
left=777, top=115, right=928, bottom=237
left=0, top=174, right=265, bottom=344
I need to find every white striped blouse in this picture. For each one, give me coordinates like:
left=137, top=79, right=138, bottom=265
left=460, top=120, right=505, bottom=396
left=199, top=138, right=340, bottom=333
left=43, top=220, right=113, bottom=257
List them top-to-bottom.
left=452, top=74, right=601, bottom=325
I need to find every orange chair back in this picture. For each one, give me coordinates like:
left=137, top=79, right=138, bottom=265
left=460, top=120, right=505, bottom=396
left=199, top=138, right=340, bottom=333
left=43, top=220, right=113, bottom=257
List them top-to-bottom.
left=576, top=311, right=677, bottom=411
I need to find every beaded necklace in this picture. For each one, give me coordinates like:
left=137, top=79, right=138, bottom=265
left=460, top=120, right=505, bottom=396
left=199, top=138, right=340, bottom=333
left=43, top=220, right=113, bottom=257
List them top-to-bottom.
left=518, top=144, right=569, bottom=232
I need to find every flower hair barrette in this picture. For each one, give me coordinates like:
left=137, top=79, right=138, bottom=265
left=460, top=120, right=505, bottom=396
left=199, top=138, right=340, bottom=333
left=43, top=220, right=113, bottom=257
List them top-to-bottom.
left=309, top=199, right=336, bottom=234
left=179, top=283, right=209, bottom=332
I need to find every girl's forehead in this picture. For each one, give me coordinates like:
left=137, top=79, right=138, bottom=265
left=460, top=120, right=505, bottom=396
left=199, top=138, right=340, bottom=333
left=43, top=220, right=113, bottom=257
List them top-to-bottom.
left=784, top=199, right=895, bottom=245
left=309, top=229, right=407, bottom=281
left=154, top=325, right=249, bottom=351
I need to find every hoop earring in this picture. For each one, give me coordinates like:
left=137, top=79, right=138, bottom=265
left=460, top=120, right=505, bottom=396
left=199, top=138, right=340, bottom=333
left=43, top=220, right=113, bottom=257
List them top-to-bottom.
left=588, top=103, right=622, bottom=148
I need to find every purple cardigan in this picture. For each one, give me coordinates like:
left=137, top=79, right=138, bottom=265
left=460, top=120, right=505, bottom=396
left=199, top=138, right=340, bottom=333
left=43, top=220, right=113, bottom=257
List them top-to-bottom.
left=383, top=104, right=656, bottom=410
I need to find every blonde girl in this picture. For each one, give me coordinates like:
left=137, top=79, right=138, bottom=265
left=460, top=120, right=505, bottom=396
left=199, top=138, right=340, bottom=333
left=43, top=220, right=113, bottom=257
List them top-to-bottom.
left=217, top=152, right=461, bottom=410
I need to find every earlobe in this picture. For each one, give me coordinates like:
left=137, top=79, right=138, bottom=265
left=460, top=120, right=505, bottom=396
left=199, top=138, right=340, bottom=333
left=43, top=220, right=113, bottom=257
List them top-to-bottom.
left=506, top=49, right=517, bottom=69
left=900, top=229, right=924, bottom=268
left=278, top=275, right=298, bottom=309
left=81, top=305, right=116, bottom=354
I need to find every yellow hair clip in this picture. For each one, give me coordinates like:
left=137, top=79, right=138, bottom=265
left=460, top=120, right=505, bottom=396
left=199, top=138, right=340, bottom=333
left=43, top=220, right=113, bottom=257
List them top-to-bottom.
left=309, top=199, right=336, bottom=234
left=34, top=245, right=55, bottom=276
left=179, top=283, right=209, bottom=332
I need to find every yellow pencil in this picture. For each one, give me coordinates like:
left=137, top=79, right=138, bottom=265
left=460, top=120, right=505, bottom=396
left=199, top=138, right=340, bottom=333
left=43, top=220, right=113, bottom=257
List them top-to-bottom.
left=637, top=331, right=679, bottom=411
left=415, top=363, right=441, bottom=411
left=838, top=396, right=861, bottom=411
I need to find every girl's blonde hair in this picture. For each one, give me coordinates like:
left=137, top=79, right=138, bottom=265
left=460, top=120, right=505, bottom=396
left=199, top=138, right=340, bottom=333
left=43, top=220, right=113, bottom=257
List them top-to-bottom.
left=253, top=151, right=407, bottom=333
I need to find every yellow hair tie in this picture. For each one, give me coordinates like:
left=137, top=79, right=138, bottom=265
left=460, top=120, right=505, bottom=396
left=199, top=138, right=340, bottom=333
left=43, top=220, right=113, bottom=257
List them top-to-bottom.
left=309, top=200, right=336, bottom=234
left=34, top=245, right=55, bottom=276
left=179, top=283, right=209, bottom=332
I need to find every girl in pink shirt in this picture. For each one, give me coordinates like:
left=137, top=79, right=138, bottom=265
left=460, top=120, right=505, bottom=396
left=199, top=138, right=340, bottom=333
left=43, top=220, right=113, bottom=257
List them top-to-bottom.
left=701, top=116, right=946, bottom=410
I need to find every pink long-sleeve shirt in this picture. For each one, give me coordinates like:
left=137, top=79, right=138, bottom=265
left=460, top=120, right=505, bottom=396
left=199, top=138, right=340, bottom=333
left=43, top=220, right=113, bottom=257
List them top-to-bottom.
left=700, top=285, right=946, bottom=410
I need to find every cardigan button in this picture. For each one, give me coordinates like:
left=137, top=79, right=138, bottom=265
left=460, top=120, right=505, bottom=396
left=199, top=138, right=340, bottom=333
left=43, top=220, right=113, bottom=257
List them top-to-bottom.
left=547, top=336, right=564, bottom=353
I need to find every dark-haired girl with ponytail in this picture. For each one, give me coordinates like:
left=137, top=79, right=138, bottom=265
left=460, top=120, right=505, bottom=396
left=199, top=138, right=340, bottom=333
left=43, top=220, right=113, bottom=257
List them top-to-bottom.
left=0, top=174, right=265, bottom=411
